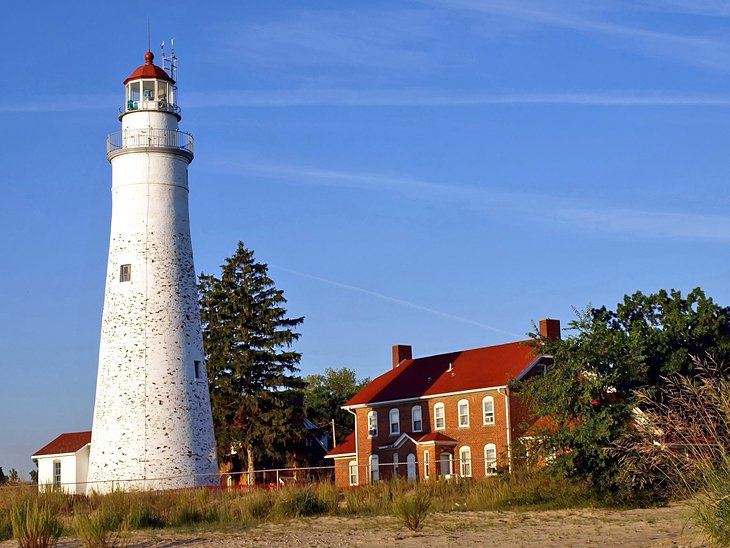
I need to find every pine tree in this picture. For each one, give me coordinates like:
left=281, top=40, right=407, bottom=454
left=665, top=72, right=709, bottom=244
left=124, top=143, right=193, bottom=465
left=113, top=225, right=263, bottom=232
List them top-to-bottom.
left=199, top=242, right=305, bottom=481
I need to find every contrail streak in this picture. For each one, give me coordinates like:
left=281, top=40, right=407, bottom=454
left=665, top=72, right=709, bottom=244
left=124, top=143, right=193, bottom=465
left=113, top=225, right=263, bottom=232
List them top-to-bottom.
left=271, top=265, right=521, bottom=337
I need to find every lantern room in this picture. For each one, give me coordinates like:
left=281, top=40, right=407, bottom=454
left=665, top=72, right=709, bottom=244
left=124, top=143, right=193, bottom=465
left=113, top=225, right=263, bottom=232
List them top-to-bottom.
left=121, top=51, right=179, bottom=119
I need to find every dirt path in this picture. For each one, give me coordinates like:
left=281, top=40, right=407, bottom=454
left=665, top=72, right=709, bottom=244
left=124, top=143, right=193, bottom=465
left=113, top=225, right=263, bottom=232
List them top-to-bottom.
left=1, top=503, right=706, bottom=547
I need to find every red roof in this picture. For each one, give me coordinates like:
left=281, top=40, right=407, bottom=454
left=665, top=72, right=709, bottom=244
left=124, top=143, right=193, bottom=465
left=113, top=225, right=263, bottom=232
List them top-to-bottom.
left=123, top=51, right=174, bottom=85
left=345, top=341, right=540, bottom=406
left=32, top=431, right=91, bottom=457
left=326, top=432, right=356, bottom=458
left=417, top=432, right=457, bottom=444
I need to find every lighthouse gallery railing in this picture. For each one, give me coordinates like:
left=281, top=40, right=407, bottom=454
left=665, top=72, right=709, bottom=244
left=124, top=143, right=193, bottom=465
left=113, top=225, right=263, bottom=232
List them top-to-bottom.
left=106, top=128, right=194, bottom=158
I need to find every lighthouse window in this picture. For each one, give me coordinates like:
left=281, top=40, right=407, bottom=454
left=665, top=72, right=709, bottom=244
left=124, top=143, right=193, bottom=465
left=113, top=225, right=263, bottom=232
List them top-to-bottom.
left=119, top=264, right=131, bottom=282
left=194, top=360, right=202, bottom=380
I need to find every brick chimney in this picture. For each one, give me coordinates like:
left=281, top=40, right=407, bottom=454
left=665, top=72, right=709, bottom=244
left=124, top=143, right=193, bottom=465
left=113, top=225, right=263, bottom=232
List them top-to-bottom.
left=539, top=318, right=561, bottom=340
left=392, top=345, right=412, bottom=368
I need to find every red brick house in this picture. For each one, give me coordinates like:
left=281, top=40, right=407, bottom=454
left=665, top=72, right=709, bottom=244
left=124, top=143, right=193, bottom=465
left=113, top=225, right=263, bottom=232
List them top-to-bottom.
left=326, top=319, right=558, bottom=487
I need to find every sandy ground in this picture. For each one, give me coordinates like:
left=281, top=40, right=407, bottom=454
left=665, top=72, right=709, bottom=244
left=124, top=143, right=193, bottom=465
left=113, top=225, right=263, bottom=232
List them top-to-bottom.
left=1, top=503, right=706, bottom=547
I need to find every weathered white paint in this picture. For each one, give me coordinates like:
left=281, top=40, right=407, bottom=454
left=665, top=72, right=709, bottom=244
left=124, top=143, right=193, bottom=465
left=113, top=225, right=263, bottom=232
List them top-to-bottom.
left=86, top=64, right=218, bottom=493
left=34, top=445, right=90, bottom=495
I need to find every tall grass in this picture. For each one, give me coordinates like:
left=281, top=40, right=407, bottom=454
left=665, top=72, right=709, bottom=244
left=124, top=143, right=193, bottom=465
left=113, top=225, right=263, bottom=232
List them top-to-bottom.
left=616, top=356, right=730, bottom=544
left=0, top=471, right=598, bottom=542
left=10, top=500, right=63, bottom=548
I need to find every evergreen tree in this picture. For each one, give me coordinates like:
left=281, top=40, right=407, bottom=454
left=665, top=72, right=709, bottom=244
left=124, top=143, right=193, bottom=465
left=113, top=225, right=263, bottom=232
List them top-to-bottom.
left=199, top=242, right=305, bottom=480
left=0, top=468, right=6, bottom=485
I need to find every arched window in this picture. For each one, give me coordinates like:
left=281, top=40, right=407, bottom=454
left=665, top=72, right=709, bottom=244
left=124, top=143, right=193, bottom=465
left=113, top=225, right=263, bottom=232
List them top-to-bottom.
left=483, top=396, right=495, bottom=425
left=458, top=399, right=470, bottom=427
left=434, top=402, right=445, bottom=430
left=411, top=405, right=423, bottom=432
left=389, top=408, right=400, bottom=435
left=368, top=410, right=378, bottom=437
left=485, top=444, right=497, bottom=475
left=460, top=446, right=472, bottom=477
left=393, top=453, right=399, bottom=477
left=406, top=453, right=417, bottom=480
left=369, top=454, right=380, bottom=482
left=349, top=460, right=359, bottom=486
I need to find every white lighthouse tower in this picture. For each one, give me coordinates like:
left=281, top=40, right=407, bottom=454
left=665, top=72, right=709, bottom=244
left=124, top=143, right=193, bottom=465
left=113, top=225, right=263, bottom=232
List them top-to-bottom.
left=86, top=48, right=218, bottom=493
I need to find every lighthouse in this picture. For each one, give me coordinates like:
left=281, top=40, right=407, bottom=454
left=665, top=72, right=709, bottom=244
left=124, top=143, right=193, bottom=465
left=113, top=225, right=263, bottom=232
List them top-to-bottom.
left=86, top=48, right=218, bottom=492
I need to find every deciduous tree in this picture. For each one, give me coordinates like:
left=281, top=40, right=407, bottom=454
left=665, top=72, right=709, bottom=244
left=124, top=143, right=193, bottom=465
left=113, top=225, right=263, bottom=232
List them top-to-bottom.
left=517, top=288, right=730, bottom=499
left=303, top=367, right=369, bottom=446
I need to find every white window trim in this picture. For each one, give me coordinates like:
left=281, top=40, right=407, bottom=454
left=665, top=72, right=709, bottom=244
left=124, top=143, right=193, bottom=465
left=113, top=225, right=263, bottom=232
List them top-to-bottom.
left=483, top=396, right=495, bottom=426
left=458, top=399, right=470, bottom=428
left=434, top=402, right=445, bottom=430
left=411, top=405, right=423, bottom=433
left=389, top=408, right=400, bottom=436
left=368, top=410, right=378, bottom=438
left=485, top=443, right=497, bottom=476
left=460, top=446, right=472, bottom=478
left=424, top=450, right=430, bottom=479
left=440, top=452, right=453, bottom=478
left=393, top=453, right=399, bottom=477
left=407, top=453, right=417, bottom=480
left=369, top=455, right=380, bottom=482
left=53, top=460, right=61, bottom=487
left=349, top=460, right=359, bottom=486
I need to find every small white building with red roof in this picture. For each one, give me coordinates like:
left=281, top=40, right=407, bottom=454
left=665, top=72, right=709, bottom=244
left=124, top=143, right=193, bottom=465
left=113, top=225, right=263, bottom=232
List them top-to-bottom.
left=326, top=319, right=559, bottom=487
left=32, top=431, right=92, bottom=494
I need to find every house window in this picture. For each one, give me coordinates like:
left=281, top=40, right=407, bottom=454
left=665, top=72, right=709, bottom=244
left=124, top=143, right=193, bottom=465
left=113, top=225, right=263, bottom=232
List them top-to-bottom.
left=119, top=264, right=131, bottom=282
left=194, top=360, right=202, bottom=380
left=536, top=363, right=547, bottom=376
left=483, top=396, right=495, bottom=425
left=458, top=399, right=470, bottom=428
left=434, top=402, right=445, bottom=430
left=411, top=405, right=422, bottom=432
left=389, top=408, right=400, bottom=435
left=368, top=410, right=378, bottom=437
left=485, top=444, right=497, bottom=475
left=460, top=446, right=472, bottom=478
left=424, top=451, right=430, bottom=479
left=440, top=452, right=453, bottom=477
left=393, top=453, right=399, bottom=477
left=407, top=453, right=416, bottom=480
left=369, top=455, right=380, bottom=482
left=53, top=460, right=61, bottom=487
left=349, top=460, right=359, bottom=486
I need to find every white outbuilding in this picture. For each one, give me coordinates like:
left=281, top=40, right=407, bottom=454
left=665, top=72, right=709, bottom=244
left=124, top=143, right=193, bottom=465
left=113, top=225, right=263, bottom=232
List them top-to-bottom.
left=31, top=431, right=91, bottom=494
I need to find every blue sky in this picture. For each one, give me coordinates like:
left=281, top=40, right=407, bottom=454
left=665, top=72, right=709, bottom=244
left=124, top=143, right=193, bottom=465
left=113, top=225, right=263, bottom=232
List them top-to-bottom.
left=3, top=0, right=730, bottom=476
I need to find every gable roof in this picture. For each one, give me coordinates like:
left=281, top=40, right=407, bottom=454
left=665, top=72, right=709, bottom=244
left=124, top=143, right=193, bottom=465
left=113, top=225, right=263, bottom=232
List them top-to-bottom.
left=345, top=341, right=540, bottom=407
left=32, top=431, right=91, bottom=458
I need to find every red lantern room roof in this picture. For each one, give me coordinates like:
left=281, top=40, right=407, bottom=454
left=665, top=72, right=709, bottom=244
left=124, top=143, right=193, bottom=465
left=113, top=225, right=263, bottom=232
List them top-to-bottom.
left=123, top=51, right=175, bottom=85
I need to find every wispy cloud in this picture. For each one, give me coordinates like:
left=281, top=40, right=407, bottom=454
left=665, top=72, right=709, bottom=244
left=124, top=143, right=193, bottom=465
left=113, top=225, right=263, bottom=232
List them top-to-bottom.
left=429, top=0, right=730, bottom=71
left=209, top=9, right=438, bottom=73
left=9, top=89, right=730, bottom=113
left=184, top=89, right=730, bottom=108
left=211, top=159, right=730, bottom=242
left=271, top=265, right=521, bottom=337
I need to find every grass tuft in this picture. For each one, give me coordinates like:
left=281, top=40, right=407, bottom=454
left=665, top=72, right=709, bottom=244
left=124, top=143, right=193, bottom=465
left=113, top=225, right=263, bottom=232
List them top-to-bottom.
left=392, top=492, right=431, bottom=531
left=10, top=500, right=63, bottom=548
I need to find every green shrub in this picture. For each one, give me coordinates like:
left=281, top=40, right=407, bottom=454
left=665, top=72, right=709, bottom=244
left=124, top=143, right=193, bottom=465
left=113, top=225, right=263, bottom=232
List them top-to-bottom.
left=315, top=482, right=340, bottom=514
left=273, top=487, right=327, bottom=518
left=392, top=492, right=431, bottom=531
left=10, top=500, right=63, bottom=548
left=74, top=508, right=129, bottom=548
left=0, top=509, right=12, bottom=541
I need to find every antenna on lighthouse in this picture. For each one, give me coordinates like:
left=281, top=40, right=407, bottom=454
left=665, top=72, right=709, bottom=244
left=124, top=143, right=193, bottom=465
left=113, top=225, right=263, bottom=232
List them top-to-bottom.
left=162, top=38, right=178, bottom=82
left=161, top=40, right=166, bottom=69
